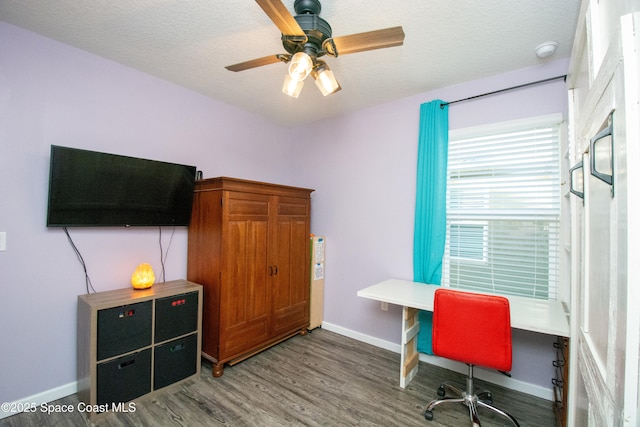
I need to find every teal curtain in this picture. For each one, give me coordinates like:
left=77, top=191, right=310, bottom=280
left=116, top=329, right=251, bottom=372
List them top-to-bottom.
left=413, top=100, right=449, bottom=354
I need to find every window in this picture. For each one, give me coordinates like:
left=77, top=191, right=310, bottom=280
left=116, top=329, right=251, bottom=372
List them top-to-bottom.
left=443, top=115, right=562, bottom=300
left=449, top=221, right=488, bottom=262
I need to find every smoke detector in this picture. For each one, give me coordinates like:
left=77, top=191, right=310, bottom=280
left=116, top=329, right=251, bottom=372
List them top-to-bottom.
left=535, top=41, right=559, bottom=58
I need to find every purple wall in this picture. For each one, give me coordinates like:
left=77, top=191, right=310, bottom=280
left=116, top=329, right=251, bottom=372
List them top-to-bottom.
left=0, top=19, right=569, bottom=406
left=0, top=22, right=292, bottom=404
left=291, top=59, right=569, bottom=389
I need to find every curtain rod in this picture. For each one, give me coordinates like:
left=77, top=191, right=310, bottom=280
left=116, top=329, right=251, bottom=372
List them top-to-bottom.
left=439, top=75, right=567, bottom=109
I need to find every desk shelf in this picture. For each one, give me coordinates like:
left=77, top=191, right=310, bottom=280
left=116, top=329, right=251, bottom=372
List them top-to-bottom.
left=357, top=279, right=571, bottom=391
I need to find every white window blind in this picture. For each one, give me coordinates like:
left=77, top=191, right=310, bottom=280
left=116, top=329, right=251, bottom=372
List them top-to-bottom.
left=443, top=116, right=561, bottom=300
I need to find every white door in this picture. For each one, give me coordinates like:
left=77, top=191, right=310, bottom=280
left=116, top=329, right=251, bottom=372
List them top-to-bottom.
left=568, top=13, right=640, bottom=427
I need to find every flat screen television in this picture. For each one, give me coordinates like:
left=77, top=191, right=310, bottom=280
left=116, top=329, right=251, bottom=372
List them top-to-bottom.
left=46, top=145, right=197, bottom=227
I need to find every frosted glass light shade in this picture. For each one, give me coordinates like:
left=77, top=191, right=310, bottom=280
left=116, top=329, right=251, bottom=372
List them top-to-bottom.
left=288, top=52, right=313, bottom=81
left=313, top=67, right=341, bottom=96
left=282, top=74, right=304, bottom=98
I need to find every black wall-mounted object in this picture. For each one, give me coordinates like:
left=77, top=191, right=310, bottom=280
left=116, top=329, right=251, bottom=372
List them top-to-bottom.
left=590, top=113, right=614, bottom=195
left=46, top=145, right=196, bottom=227
left=569, top=160, right=584, bottom=200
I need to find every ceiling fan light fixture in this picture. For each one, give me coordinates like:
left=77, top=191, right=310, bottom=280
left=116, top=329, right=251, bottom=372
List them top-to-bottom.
left=227, top=0, right=405, bottom=98
left=288, top=51, right=313, bottom=81
left=312, top=62, right=341, bottom=96
left=282, top=74, right=304, bottom=98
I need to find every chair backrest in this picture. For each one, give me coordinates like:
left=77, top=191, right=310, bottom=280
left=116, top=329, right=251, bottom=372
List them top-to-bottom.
left=432, top=288, right=512, bottom=371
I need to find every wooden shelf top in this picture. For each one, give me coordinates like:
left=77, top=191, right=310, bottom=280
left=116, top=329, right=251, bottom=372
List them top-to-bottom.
left=78, top=279, right=202, bottom=309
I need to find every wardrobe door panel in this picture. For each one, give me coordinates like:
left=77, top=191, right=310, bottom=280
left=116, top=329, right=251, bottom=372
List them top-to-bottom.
left=271, top=197, right=310, bottom=336
left=220, top=215, right=270, bottom=358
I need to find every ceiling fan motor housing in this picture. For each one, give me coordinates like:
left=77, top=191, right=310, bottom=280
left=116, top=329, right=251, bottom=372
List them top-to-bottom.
left=283, top=0, right=332, bottom=59
left=294, top=0, right=321, bottom=15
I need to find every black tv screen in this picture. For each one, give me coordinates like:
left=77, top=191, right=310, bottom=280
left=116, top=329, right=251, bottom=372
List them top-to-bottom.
left=46, top=145, right=197, bottom=227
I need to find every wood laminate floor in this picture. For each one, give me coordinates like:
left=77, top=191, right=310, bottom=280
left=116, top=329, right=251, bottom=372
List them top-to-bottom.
left=1, top=329, right=556, bottom=426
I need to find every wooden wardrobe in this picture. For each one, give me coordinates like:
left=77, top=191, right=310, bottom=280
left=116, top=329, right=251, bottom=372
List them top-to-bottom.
left=187, top=177, right=313, bottom=377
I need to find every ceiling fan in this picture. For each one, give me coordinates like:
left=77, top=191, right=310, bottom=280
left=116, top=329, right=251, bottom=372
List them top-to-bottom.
left=225, top=0, right=405, bottom=98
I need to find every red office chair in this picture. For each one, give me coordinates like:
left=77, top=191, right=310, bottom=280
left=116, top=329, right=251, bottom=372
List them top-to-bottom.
left=423, top=288, right=520, bottom=427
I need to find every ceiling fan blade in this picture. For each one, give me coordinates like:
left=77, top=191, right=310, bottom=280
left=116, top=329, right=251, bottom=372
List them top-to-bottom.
left=255, top=0, right=306, bottom=38
left=328, top=26, right=405, bottom=56
left=225, top=54, right=286, bottom=72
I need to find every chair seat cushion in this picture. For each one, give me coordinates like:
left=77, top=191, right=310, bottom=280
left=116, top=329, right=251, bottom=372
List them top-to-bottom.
left=432, top=289, right=512, bottom=371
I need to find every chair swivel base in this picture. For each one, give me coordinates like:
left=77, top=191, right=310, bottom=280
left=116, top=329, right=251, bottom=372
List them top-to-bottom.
left=423, top=366, right=520, bottom=427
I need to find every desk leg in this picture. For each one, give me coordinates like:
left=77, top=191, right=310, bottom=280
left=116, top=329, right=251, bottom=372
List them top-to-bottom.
left=400, top=306, right=420, bottom=388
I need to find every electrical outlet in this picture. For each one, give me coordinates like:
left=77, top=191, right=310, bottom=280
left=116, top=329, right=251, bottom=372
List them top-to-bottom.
left=0, top=232, right=6, bottom=251
left=380, top=301, right=388, bottom=311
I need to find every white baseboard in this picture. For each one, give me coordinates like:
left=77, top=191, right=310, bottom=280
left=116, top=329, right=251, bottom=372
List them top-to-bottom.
left=321, top=321, right=554, bottom=401
left=0, top=381, right=77, bottom=420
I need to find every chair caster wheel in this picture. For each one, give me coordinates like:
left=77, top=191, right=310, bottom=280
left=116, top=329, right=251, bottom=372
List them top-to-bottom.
left=437, top=385, right=446, bottom=397
left=479, top=392, right=493, bottom=404
left=424, top=410, right=434, bottom=421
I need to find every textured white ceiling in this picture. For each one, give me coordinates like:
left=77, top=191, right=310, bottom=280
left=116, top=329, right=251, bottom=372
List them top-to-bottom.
left=0, top=0, right=580, bottom=127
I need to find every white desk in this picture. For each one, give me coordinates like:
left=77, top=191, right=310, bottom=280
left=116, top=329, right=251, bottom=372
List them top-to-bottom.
left=357, top=278, right=570, bottom=388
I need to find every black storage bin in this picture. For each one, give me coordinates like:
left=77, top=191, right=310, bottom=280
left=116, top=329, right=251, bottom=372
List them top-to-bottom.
left=154, top=291, right=198, bottom=343
left=97, top=300, right=152, bottom=360
left=154, top=333, right=197, bottom=390
left=97, top=348, right=151, bottom=405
